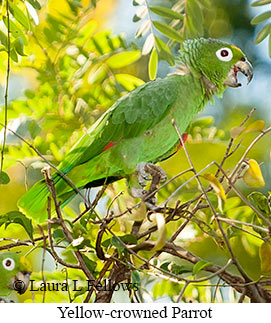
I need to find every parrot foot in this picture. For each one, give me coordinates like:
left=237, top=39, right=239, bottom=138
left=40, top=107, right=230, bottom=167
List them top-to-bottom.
left=132, top=162, right=167, bottom=209
left=136, top=162, right=167, bottom=189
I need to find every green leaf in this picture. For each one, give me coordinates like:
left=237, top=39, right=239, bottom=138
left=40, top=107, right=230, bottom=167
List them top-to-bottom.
left=187, top=0, right=204, bottom=35
left=200, top=0, right=211, bottom=6
left=251, top=0, right=271, bottom=6
left=9, top=3, right=29, bottom=29
left=150, top=6, right=184, bottom=20
left=251, top=11, right=271, bottom=25
left=186, top=15, right=199, bottom=38
left=3, top=17, right=27, bottom=45
left=153, top=20, right=183, bottom=42
left=255, top=24, right=271, bottom=44
left=0, top=30, right=8, bottom=49
left=269, top=34, right=271, bottom=57
left=154, top=36, right=175, bottom=65
left=13, top=37, right=26, bottom=56
left=148, top=47, right=158, bottom=80
left=10, top=48, right=18, bottom=62
left=106, top=51, right=141, bottom=68
left=88, top=64, right=107, bottom=84
left=115, top=73, right=144, bottom=91
left=191, top=116, right=214, bottom=128
left=28, top=119, right=41, bottom=139
left=0, top=171, right=10, bottom=184
left=248, top=192, right=271, bottom=215
left=0, top=211, right=33, bottom=241
left=52, top=228, right=65, bottom=243
left=118, top=234, right=137, bottom=244
left=111, top=236, right=125, bottom=253
left=260, top=241, right=271, bottom=274
left=81, top=254, right=97, bottom=273
left=192, top=260, right=213, bottom=276
left=160, top=261, right=171, bottom=271
left=171, top=264, right=192, bottom=275
left=131, top=270, right=141, bottom=286
left=74, top=287, right=88, bottom=298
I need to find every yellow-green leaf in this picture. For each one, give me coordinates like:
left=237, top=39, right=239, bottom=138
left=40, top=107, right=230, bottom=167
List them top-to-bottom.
left=252, top=0, right=271, bottom=6
left=9, top=3, right=29, bottom=29
left=150, top=6, right=184, bottom=20
left=251, top=11, right=271, bottom=25
left=153, top=20, right=183, bottom=42
left=255, top=24, right=271, bottom=44
left=154, top=36, right=175, bottom=65
left=13, top=37, right=26, bottom=56
left=148, top=48, right=158, bottom=80
left=106, top=51, right=141, bottom=68
left=88, top=64, right=107, bottom=84
left=115, top=73, right=144, bottom=91
left=230, top=120, right=265, bottom=138
left=243, top=159, right=265, bottom=188
left=203, top=173, right=226, bottom=201
left=0, top=211, right=33, bottom=241
left=151, top=213, right=166, bottom=251
left=260, top=241, right=271, bottom=274
left=193, top=260, right=213, bottom=276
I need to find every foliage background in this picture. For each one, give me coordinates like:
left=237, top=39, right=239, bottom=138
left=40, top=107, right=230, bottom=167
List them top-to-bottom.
left=0, top=0, right=271, bottom=303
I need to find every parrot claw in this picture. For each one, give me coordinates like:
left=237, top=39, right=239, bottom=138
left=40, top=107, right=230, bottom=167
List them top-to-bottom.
left=133, top=162, right=167, bottom=209
left=136, top=162, right=167, bottom=188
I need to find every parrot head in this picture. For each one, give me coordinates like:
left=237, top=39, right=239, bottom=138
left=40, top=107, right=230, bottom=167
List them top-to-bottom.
left=177, top=38, right=253, bottom=94
left=0, top=252, right=32, bottom=297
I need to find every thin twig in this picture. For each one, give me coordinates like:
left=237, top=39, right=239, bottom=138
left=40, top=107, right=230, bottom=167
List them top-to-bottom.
left=43, top=168, right=96, bottom=283
left=47, top=196, right=81, bottom=269
left=37, top=225, right=47, bottom=303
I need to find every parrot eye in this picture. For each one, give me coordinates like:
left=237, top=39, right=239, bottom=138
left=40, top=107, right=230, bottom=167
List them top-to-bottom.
left=216, top=48, right=233, bottom=62
left=2, top=258, right=15, bottom=271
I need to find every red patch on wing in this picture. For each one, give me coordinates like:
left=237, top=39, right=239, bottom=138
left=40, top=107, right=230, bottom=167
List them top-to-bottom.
left=177, top=133, right=188, bottom=150
left=103, top=142, right=116, bottom=151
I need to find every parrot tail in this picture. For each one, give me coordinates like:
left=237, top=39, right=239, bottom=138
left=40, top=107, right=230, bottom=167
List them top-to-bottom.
left=18, top=173, right=76, bottom=222
left=18, top=178, right=51, bottom=222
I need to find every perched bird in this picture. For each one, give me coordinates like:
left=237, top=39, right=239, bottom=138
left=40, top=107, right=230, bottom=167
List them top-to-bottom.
left=18, top=38, right=253, bottom=221
left=0, top=252, right=32, bottom=301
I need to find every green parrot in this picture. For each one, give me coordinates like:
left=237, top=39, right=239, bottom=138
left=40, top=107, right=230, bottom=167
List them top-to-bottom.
left=18, top=38, right=253, bottom=221
left=0, top=252, right=32, bottom=300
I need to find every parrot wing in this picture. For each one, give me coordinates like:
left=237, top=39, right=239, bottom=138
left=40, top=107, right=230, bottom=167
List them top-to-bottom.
left=58, top=75, right=182, bottom=173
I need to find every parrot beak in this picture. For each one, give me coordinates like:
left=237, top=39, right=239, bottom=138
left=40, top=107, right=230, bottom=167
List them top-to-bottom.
left=224, top=58, right=253, bottom=88
left=9, top=271, right=32, bottom=295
